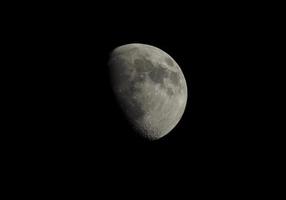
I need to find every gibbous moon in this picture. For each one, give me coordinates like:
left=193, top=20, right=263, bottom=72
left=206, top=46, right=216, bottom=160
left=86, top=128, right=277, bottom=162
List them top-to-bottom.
left=108, top=43, right=188, bottom=140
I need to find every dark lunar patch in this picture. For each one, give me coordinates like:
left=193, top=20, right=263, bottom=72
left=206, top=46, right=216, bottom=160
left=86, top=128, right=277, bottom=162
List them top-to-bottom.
left=165, top=57, right=174, bottom=66
left=134, top=58, right=153, bottom=73
left=148, top=64, right=168, bottom=85
left=170, top=71, right=180, bottom=85
left=166, top=87, right=174, bottom=96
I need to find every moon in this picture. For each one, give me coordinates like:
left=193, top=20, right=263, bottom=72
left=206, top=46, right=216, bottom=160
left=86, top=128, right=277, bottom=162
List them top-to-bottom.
left=108, top=43, right=188, bottom=140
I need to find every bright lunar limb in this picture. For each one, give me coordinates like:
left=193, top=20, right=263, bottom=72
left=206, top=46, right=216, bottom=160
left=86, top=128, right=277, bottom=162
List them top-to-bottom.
left=108, top=43, right=188, bottom=141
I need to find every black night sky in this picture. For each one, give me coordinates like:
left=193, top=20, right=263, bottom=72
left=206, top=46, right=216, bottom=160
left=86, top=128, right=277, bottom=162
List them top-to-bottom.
left=8, top=2, right=276, bottom=196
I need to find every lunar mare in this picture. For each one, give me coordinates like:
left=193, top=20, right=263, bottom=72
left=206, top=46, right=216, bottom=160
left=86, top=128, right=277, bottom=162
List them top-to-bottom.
left=108, top=43, right=188, bottom=140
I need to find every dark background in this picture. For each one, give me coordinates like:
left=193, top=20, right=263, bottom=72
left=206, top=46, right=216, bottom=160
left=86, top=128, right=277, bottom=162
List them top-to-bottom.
left=5, top=2, right=279, bottom=197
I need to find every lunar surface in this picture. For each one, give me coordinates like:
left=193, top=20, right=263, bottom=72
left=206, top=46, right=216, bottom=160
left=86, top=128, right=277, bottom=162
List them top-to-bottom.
left=108, top=43, right=188, bottom=140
